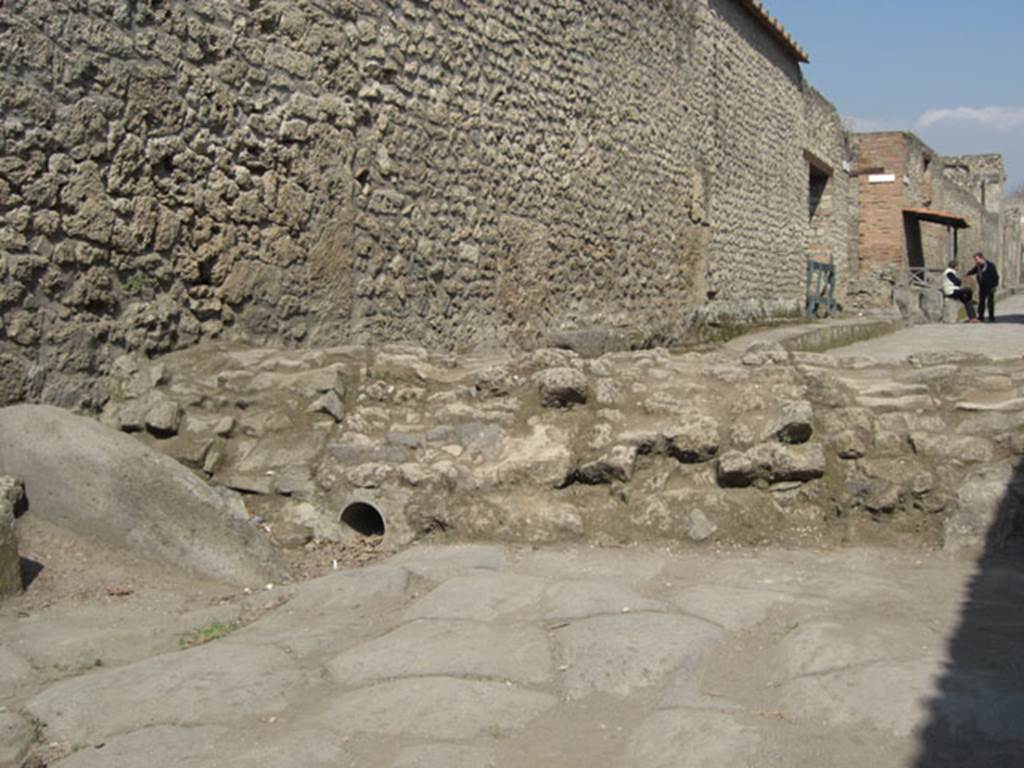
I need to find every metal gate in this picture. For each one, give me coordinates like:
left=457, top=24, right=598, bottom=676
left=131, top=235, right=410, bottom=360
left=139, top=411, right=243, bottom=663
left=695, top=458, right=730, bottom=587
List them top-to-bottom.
left=805, top=260, right=836, bottom=318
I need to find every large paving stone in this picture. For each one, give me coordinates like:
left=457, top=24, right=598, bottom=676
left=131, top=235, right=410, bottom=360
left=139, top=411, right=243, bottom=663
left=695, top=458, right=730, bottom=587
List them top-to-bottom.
left=0, top=405, right=281, bottom=586
left=388, top=544, right=508, bottom=582
left=511, top=548, right=667, bottom=586
left=284, top=564, right=410, bottom=614
left=233, top=565, right=410, bottom=658
left=403, top=570, right=547, bottom=622
left=543, top=579, right=666, bottom=620
left=672, top=585, right=794, bottom=631
left=11, top=605, right=184, bottom=673
left=555, top=612, right=722, bottom=699
left=774, top=618, right=948, bottom=737
left=328, top=619, right=552, bottom=686
left=779, top=620, right=912, bottom=677
left=28, top=642, right=309, bottom=744
left=0, top=645, right=36, bottom=693
left=780, top=657, right=944, bottom=737
left=659, top=664, right=747, bottom=712
left=321, top=677, right=556, bottom=740
left=621, top=710, right=761, bottom=768
left=0, top=711, right=33, bottom=768
left=51, top=726, right=227, bottom=768
left=219, top=727, right=348, bottom=768
left=392, top=744, right=497, bottom=768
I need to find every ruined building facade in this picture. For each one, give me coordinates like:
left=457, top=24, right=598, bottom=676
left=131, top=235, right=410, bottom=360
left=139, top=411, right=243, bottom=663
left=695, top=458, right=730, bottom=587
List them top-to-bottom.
left=0, top=0, right=855, bottom=408
left=850, top=134, right=1022, bottom=312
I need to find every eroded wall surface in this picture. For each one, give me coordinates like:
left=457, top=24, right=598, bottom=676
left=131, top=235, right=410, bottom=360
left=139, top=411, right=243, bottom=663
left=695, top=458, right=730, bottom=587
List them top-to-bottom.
left=0, top=0, right=851, bottom=408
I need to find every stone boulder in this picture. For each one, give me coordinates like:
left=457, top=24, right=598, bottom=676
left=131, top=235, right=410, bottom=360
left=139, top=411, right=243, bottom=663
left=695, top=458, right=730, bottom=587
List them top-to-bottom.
left=545, top=328, right=631, bottom=359
left=535, top=367, right=589, bottom=408
left=145, top=397, right=183, bottom=437
left=768, top=401, right=814, bottom=444
left=0, top=405, right=282, bottom=586
left=620, top=415, right=720, bottom=464
left=663, top=415, right=720, bottom=463
left=716, top=443, right=826, bottom=488
left=575, top=445, right=638, bottom=484
left=0, top=476, right=23, bottom=598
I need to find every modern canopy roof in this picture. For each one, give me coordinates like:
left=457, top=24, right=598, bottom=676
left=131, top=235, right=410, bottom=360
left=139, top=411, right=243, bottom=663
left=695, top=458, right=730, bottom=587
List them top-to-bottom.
left=737, top=0, right=810, bottom=63
left=904, top=208, right=970, bottom=229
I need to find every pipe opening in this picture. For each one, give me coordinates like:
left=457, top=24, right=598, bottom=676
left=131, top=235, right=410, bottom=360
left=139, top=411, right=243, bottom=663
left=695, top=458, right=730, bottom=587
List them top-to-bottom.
left=341, top=502, right=386, bottom=538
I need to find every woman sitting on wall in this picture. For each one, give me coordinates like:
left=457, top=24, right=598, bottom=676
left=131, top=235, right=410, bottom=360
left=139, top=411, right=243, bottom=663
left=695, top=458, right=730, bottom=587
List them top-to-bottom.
left=943, top=262, right=978, bottom=323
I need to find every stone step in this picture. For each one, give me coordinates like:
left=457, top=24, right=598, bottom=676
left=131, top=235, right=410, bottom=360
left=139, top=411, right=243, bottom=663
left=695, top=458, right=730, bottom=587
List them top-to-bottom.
left=846, top=381, right=930, bottom=398
left=857, top=394, right=937, bottom=412
left=955, top=398, right=1024, bottom=413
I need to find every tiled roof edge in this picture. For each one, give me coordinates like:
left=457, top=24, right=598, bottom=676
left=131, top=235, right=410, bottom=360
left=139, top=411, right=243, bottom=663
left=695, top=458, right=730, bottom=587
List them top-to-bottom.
left=736, top=0, right=810, bottom=64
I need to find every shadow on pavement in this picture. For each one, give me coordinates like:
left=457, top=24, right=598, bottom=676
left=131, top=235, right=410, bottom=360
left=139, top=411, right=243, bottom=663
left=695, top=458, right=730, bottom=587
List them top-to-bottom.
left=989, top=313, right=1024, bottom=325
left=912, top=458, right=1024, bottom=767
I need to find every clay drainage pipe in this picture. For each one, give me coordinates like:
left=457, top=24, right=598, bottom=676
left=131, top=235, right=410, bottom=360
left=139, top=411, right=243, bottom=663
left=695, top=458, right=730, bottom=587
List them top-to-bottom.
left=340, top=501, right=386, bottom=538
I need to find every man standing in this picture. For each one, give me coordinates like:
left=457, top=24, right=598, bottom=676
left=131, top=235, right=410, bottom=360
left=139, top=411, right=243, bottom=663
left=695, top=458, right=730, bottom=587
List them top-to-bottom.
left=966, top=251, right=1000, bottom=322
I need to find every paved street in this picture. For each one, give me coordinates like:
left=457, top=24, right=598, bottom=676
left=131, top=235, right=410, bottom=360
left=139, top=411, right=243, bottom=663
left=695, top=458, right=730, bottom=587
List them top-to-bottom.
left=831, top=293, right=1024, bottom=362
left=6, top=543, right=1019, bottom=768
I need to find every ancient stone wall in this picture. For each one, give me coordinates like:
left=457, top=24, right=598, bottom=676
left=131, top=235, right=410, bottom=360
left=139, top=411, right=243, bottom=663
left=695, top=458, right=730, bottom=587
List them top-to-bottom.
left=0, top=0, right=851, bottom=409
left=802, top=86, right=855, bottom=307
left=943, top=154, right=1006, bottom=213
left=1002, top=203, right=1024, bottom=288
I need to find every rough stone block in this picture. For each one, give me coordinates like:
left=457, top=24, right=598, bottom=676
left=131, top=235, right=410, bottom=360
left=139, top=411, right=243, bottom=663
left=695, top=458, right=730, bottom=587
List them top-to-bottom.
left=535, top=366, right=589, bottom=408
left=308, top=390, right=345, bottom=422
left=145, top=398, right=183, bottom=437
left=768, top=400, right=814, bottom=444
left=663, top=415, right=720, bottom=463
left=717, top=443, right=826, bottom=488
left=575, top=445, right=637, bottom=484
left=0, top=476, right=24, bottom=598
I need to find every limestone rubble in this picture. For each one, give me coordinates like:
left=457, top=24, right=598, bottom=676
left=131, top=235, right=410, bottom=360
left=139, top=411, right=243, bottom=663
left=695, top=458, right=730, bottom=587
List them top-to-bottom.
left=95, top=334, right=1024, bottom=555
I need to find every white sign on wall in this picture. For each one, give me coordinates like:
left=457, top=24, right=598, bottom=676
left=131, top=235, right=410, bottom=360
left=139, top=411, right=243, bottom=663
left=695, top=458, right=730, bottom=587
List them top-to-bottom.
left=868, top=174, right=897, bottom=184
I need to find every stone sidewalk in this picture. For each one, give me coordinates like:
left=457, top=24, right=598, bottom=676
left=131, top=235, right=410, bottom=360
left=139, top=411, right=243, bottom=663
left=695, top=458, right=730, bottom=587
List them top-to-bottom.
left=830, top=293, right=1024, bottom=362
left=13, top=544, right=1023, bottom=768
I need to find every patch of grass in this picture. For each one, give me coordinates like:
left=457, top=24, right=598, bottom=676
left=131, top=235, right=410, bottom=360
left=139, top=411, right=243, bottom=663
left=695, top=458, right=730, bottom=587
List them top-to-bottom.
left=122, top=272, right=149, bottom=296
left=178, top=619, right=241, bottom=650
left=30, top=717, right=46, bottom=743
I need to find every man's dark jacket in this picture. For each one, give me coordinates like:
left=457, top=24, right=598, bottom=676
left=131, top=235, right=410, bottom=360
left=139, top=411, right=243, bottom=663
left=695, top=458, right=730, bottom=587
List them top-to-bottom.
left=967, top=260, right=1000, bottom=289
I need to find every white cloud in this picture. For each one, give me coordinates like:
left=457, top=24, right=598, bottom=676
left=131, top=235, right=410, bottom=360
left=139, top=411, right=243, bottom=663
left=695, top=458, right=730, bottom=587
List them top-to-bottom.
left=917, top=106, right=1024, bottom=131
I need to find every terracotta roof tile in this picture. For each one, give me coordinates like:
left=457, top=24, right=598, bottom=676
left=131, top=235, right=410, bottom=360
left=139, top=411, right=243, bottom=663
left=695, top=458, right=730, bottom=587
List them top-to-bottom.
left=737, top=0, right=810, bottom=64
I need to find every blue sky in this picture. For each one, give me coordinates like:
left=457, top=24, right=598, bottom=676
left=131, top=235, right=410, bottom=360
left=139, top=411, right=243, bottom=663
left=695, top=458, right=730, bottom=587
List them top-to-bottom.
left=764, top=0, right=1024, bottom=193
